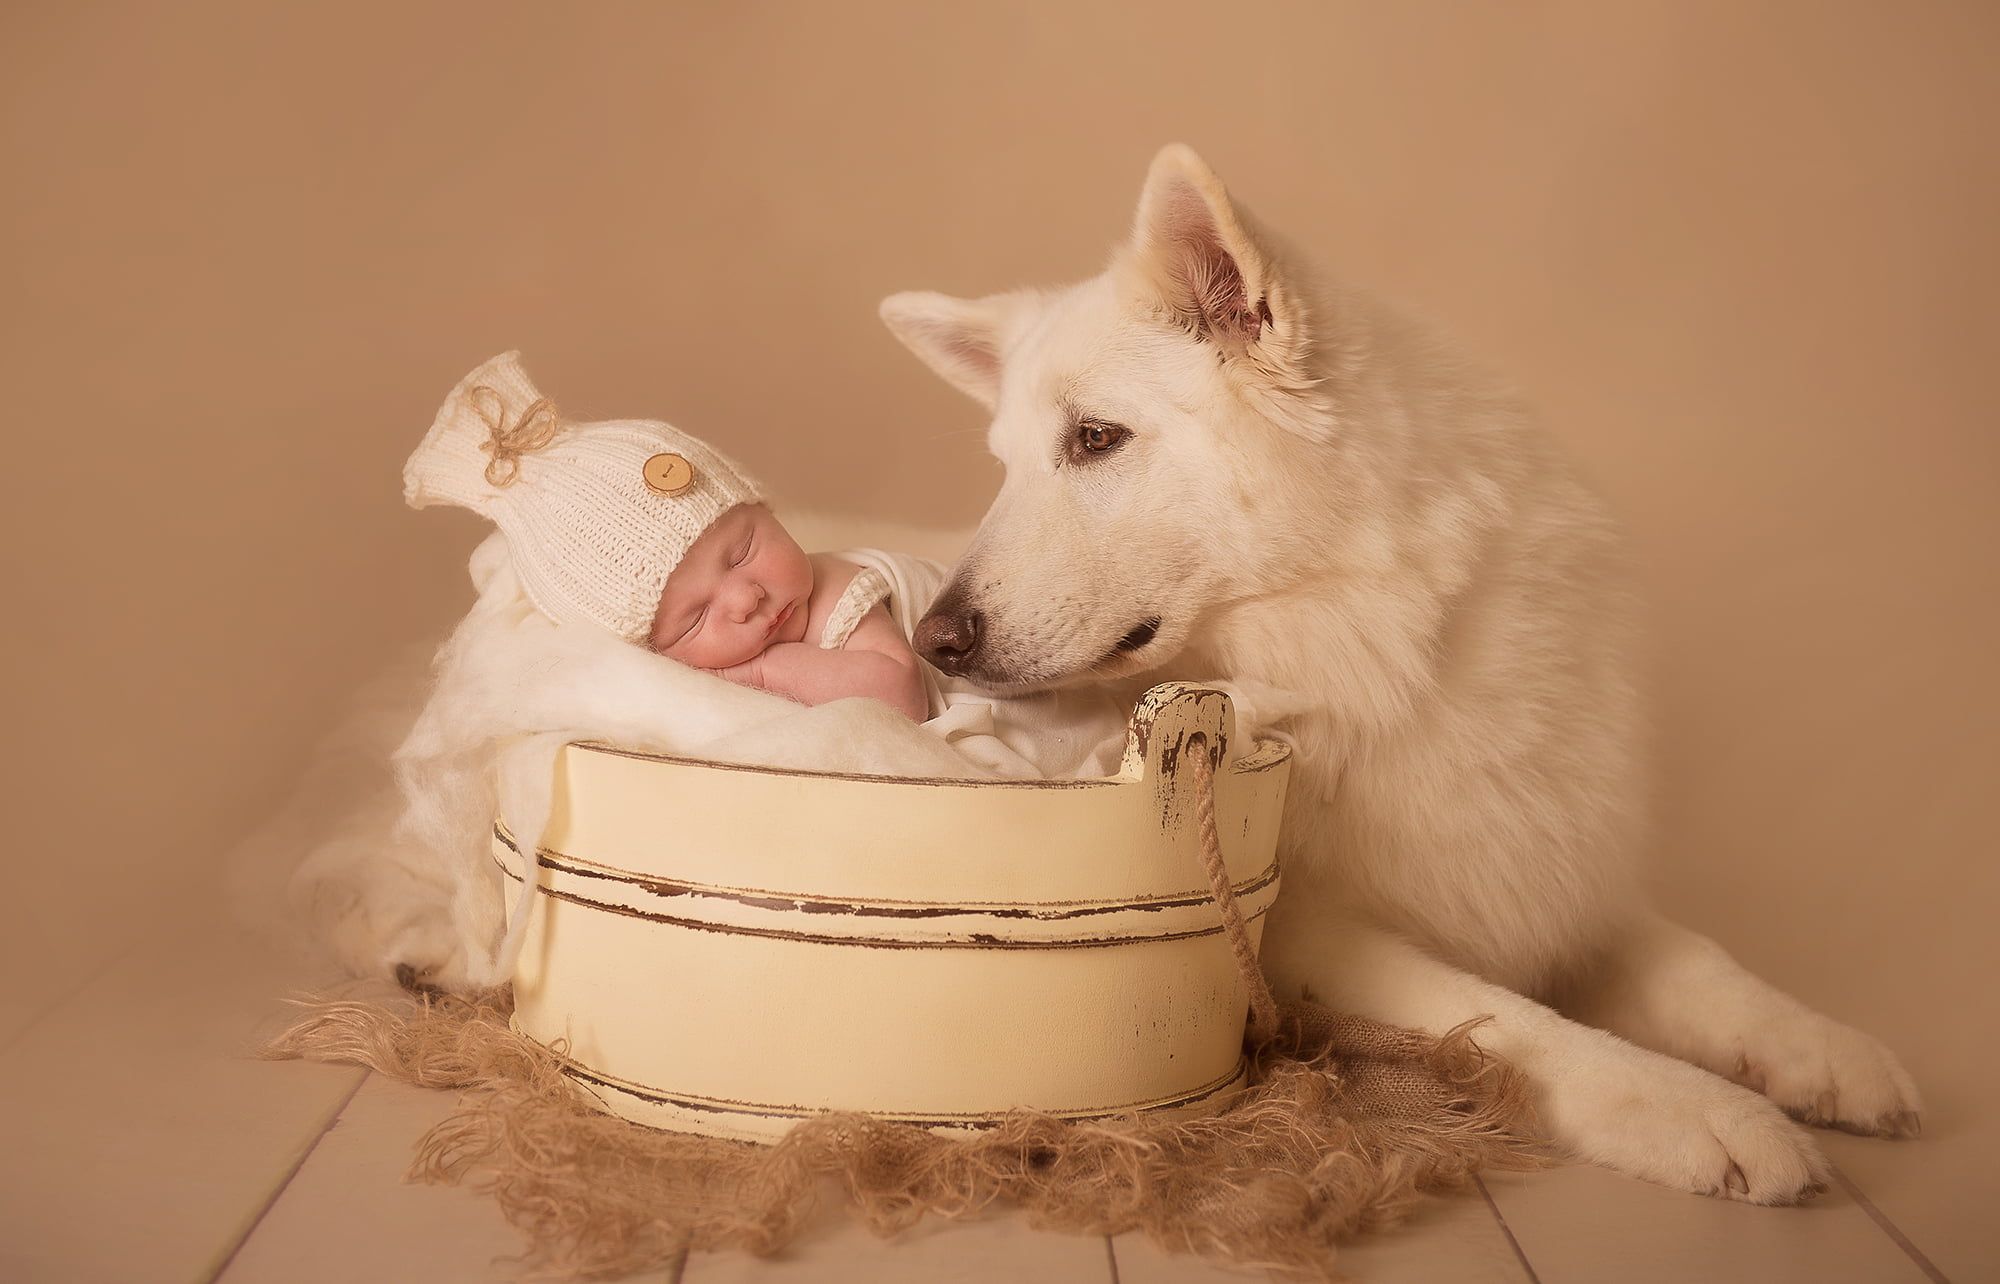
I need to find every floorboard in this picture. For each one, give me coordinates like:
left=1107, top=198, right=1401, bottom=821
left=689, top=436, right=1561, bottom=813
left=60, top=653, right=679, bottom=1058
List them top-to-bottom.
left=0, top=925, right=366, bottom=1284
left=1480, top=1160, right=1933, bottom=1284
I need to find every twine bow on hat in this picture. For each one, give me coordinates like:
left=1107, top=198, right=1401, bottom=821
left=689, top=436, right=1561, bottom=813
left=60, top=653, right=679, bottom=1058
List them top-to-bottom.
left=468, top=384, right=563, bottom=487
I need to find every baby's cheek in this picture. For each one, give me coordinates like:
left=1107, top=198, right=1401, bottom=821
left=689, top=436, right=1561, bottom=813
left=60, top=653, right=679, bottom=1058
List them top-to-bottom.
left=712, top=630, right=769, bottom=670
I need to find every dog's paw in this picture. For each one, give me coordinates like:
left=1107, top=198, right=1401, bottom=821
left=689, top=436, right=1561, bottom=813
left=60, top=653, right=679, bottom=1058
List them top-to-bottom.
left=1727, top=1013, right=1923, bottom=1139
left=1546, top=1043, right=1832, bottom=1204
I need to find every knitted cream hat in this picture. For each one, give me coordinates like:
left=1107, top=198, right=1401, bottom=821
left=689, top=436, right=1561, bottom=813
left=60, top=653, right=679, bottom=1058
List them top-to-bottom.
left=404, top=351, right=764, bottom=641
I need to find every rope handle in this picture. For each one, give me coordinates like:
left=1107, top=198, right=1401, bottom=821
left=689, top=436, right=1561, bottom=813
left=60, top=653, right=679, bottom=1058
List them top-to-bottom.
left=1185, top=733, right=1281, bottom=1046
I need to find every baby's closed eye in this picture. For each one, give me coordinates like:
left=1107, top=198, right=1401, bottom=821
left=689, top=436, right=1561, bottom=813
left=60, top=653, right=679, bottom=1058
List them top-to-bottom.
left=664, top=605, right=707, bottom=648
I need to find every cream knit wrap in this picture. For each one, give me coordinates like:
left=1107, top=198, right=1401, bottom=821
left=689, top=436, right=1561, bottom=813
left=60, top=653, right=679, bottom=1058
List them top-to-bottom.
left=404, top=352, right=764, bottom=642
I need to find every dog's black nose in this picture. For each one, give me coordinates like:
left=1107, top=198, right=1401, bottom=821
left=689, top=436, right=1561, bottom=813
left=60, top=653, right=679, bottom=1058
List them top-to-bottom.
left=914, top=607, right=982, bottom=673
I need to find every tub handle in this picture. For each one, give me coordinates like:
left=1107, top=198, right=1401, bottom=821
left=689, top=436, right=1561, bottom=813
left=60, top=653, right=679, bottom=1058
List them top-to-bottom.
left=1118, top=681, right=1230, bottom=784
left=1122, top=683, right=1280, bottom=1045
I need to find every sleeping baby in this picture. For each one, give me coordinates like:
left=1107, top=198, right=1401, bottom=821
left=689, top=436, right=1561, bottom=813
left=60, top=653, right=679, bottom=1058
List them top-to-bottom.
left=402, top=351, right=928, bottom=721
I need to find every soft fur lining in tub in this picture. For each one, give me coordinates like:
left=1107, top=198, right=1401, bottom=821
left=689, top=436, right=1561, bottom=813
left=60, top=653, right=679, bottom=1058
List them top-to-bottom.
left=262, top=989, right=1542, bottom=1281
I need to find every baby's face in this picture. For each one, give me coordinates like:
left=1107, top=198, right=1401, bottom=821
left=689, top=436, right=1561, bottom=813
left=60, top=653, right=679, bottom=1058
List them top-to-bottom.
left=650, top=504, right=814, bottom=668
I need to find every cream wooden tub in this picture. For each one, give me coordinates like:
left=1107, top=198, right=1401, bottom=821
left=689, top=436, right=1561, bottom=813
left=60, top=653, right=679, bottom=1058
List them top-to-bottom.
left=494, top=681, right=1291, bottom=1142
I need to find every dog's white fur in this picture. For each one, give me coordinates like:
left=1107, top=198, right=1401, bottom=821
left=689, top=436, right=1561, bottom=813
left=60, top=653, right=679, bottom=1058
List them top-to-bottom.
left=879, top=144, right=1919, bottom=1203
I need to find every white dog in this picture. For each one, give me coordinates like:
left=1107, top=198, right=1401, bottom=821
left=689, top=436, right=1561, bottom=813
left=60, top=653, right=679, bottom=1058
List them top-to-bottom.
left=880, top=144, right=1919, bottom=1203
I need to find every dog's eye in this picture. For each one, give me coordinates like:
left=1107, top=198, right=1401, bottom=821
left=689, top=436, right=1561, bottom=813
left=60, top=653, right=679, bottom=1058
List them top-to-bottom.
left=1074, top=421, right=1130, bottom=458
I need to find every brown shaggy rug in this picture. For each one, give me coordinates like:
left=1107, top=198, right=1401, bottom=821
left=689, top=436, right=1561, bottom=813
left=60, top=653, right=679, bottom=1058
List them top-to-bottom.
left=262, top=988, right=1540, bottom=1280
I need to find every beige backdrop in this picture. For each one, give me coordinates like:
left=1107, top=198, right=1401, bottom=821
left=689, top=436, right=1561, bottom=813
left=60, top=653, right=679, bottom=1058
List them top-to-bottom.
left=2, top=0, right=1994, bottom=1247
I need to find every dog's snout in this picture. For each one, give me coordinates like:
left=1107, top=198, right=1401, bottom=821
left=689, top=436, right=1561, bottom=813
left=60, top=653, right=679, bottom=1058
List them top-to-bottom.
left=914, top=606, right=983, bottom=673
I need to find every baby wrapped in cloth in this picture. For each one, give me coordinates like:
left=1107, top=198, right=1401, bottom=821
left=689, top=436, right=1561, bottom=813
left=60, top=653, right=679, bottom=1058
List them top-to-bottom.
left=380, top=354, right=1296, bottom=989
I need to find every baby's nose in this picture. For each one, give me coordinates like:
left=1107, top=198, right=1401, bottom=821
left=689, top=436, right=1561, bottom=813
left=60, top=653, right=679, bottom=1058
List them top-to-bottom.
left=729, top=580, right=766, bottom=621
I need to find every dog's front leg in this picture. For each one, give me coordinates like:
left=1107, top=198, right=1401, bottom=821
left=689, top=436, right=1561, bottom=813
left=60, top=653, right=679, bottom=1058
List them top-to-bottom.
left=1261, top=909, right=1831, bottom=1203
left=1555, top=911, right=1922, bottom=1138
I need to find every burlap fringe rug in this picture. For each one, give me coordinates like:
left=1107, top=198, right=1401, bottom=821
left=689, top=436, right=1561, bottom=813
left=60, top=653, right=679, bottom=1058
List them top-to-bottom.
left=261, top=989, right=1543, bottom=1280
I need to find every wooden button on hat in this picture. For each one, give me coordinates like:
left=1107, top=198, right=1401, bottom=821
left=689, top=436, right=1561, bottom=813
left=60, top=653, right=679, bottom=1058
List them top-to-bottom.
left=643, top=452, right=696, bottom=497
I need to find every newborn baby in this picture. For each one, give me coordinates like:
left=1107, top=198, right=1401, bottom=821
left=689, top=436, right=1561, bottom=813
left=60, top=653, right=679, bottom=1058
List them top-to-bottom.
left=403, top=351, right=927, bottom=720
left=647, top=503, right=926, bottom=720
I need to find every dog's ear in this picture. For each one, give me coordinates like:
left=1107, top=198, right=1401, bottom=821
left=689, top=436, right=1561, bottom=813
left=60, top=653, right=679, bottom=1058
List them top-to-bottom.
left=1125, top=145, right=1298, bottom=363
left=878, top=290, right=1038, bottom=412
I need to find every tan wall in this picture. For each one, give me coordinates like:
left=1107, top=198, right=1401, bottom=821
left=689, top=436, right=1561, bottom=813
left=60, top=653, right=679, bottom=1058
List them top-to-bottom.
left=3, top=0, right=1993, bottom=1086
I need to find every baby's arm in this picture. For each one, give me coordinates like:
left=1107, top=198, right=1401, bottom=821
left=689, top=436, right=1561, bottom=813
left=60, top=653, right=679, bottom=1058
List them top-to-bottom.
left=720, top=604, right=927, bottom=721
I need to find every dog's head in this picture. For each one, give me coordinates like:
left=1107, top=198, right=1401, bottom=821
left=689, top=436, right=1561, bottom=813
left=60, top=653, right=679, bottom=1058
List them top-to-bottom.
left=882, top=145, right=1332, bottom=691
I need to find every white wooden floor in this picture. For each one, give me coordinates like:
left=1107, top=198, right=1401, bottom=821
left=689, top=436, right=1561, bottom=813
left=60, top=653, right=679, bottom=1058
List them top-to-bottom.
left=0, top=920, right=1981, bottom=1284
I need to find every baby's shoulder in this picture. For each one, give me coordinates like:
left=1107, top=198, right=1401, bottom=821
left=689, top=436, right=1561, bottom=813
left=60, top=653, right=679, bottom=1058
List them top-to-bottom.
left=801, top=554, right=865, bottom=632
left=807, top=554, right=865, bottom=605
